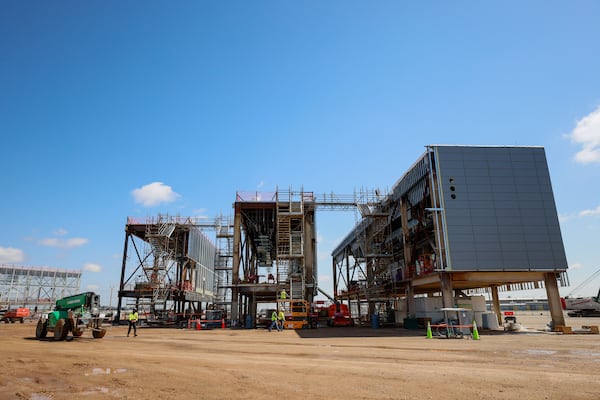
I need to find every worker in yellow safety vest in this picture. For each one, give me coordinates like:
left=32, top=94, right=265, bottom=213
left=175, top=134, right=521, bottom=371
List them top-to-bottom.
left=280, top=289, right=287, bottom=299
left=127, top=308, right=139, bottom=337
left=277, top=309, right=285, bottom=331
left=268, top=310, right=279, bottom=332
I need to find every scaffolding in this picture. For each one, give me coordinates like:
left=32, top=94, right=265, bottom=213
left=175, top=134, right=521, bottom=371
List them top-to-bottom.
left=115, top=145, right=571, bottom=331
left=231, top=188, right=377, bottom=327
left=116, top=214, right=233, bottom=325
left=0, top=264, right=81, bottom=311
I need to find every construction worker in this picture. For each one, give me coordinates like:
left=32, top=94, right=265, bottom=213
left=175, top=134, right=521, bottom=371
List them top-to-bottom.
left=279, top=289, right=288, bottom=313
left=127, top=308, right=138, bottom=337
left=277, top=308, right=285, bottom=331
left=268, top=310, right=278, bottom=332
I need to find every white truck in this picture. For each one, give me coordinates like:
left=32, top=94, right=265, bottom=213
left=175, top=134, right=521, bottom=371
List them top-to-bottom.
left=561, top=268, right=600, bottom=317
left=562, top=290, right=600, bottom=317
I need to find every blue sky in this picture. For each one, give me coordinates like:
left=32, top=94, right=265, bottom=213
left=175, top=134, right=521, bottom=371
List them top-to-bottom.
left=1, top=1, right=600, bottom=305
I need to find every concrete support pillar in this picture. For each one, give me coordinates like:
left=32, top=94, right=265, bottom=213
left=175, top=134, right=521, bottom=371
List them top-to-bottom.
left=440, top=272, right=454, bottom=308
left=544, top=272, right=566, bottom=329
left=407, top=285, right=415, bottom=318
left=490, top=285, right=502, bottom=325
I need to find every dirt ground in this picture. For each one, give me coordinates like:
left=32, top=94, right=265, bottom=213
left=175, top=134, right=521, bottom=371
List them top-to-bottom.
left=1, top=314, right=599, bottom=400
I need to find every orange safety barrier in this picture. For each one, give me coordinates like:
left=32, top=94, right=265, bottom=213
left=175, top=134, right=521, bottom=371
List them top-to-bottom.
left=187, top=319, right=226, bottom=330
left=430, top=324, right=473, bottom=329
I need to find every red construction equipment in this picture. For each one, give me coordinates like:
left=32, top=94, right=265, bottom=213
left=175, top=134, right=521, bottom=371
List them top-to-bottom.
left=327, top=302, right=354, bottom=327
left=2, top=307, right=30, bottom=323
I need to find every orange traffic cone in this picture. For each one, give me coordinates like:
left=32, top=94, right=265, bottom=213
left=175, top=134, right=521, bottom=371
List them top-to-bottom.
left=221, top=319, right=225, bottom=329
left=196, top=320, right=202, bottom=330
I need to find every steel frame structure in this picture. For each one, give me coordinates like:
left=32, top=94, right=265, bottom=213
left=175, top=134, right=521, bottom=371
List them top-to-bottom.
left=332, top=145, right=570, bottom=328
left=230, top=189, right=318, bottom=327
left=115, top=215, right=232, bottom=325
left=0, top=264, right=81, bottom=310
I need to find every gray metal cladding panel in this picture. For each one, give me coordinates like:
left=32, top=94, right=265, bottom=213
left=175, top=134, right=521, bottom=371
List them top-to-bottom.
left=435, top=146, right=568, bottom=271
left=442, top=160, right=466, bottom=169
left=442, top=168, right=466, bottom=178
left=465, top=168, right=491, bottom=177
left=489, top=168, right=516, bottom=177
left=514, top=176, right=537, bottom=185
left=467, top=184, right=493, bottom=193
left=492, top=184, right=518, bottom=193
left=467, top=192, right=495, bottom=201
left=518, top=192, right=543, bottom=202
left=493, top=193, right=518, bottom=201
left=447, top=199, right=470, bottom=209
left=469, top=200, right=496, bottom=210
left=520, top=203, right=545, bottom=212
left=494, top=206, right=520, bottom=215
left=520, top=208, right=546, bottom=217
left=446, top=215, right=473, bottom=227
left=470, top=216, right=498, bottom=226
left=496, top=216, right=524, bottom=226
left=448, top=225, right=475, bottom=235
left=472, top=226, right=499, bottom=235
left=498, top=226, right=525, bottom=235
left=522, top=226, right=551, bottom=237
left=451, top=234, right=477, bottom=244
left=474, top=241, right=502, bottom=252
left=499, top=241, right=527, bottom=251
left=503, top=252, right=529, bottom=262
left=451, top=256, right=478, bottom=269
left=475, top=257, right=503, bottom=269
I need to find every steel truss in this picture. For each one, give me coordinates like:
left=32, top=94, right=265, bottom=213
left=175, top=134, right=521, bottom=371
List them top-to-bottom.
left=0, top=264, right=81, bottom=311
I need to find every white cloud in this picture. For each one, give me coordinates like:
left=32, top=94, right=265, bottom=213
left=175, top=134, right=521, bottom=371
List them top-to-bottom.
left=568, top=105, right=600, bottom=163
left=257, top=181, right=265, bottom=189
left=131, top=182, right=180, bottom=207
left=579, top=205, right=600, bottom=217
left=53, top=228, right=68, bottom=236
left=39, top=237, right=89, bottom=248
left=0, top=247, right=25, bottom=263
left=83, top=263, right=102, bottom=273
left=569, top=263, right=583, bottom=270
left=86, top=284, right=100, bottom=291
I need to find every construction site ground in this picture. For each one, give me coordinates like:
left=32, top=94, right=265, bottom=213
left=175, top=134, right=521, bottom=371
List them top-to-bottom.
left=1, top=313, right=599, bottom=400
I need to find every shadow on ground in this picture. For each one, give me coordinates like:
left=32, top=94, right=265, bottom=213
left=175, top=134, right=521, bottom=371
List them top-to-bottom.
left=294, top=326, right=426, bottom=338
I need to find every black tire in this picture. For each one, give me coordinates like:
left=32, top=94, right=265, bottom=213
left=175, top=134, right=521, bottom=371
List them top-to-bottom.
left=20, top=318, right=24, bottom=323
left=36, top=319, right=48, bottom=339
left=54, top=319, right=68, bottom=341
left=72, top=327, right=84, bottom=337
left=92, top=329, right=106, bottom=339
